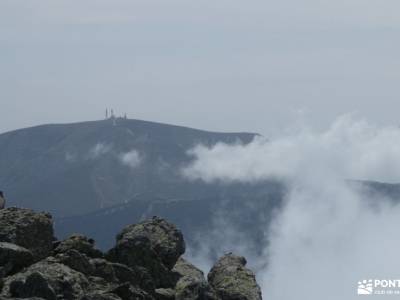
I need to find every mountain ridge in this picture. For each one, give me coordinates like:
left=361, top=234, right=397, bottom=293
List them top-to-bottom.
left=0, top=118, right=259, bottom=217
left=0, top=118, right=260, bottom=137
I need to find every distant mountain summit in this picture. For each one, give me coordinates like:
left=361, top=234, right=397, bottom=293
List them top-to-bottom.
left=0, top=118, right=258, bottom=217
left=2, top=118, right=399, bottom=254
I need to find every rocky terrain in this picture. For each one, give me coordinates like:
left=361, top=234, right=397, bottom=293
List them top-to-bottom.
left=0, top=207, right=262, bottom=300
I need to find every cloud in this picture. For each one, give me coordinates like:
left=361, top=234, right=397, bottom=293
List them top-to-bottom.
left=182, top=115, right=400, bottom=300
left=184, top=115, right=400, bottom=184
left=89, top=143, right=112, bottom=159
left=68, top=144, right=143, bottom=169
left=119, top=149, right=142, bottom=169
left=259, top=181, right=400, bottom=300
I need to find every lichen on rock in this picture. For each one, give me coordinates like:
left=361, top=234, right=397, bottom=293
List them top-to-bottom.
left=0, top=208, right=54, bottom=260
left=208, top=254, right=262, bottom=300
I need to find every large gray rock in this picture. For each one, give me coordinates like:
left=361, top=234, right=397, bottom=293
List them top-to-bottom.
left=0, top=208, right=54, bottom=260
left=107, top=217, right=184, bottom=288
left=113, top=217, right=185, bottom=269
left=54, top=234, right=103, bottom=258
left=0, top=242, right=34, bottom=277
left=54, top=249, right=95, bottom=276
left=53, top=250, right=156, bottom=296
left=208, top=254, right=262, bottom=300
left=1, top=258, right=89, bottom=300
left=89, top=258, right=155, bottom=294
left=89, top=258, right=117, bottom=282
left=173, top=258, right=217, bottom=300
left=111, top=263, right=154, bottom=293
left=81, top=276, right=153, bottom=300
left=82, top=276, right=116, bottom=299
left=106, top=282, right=154, bottom=300
left=155, top=288, right=175, bottom=300
left=80, top=293, right=122, bottom=300
left=0, top=297, right=45, bottom=300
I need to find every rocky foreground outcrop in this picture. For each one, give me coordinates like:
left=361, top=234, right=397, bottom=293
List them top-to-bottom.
left=0, top=208, right=262, bottom=300
left=0, top=208, right=54, bottom=261
left=208, top=255, right=262, bottom=300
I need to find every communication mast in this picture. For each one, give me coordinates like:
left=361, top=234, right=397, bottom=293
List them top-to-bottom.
left=110, top=109, right=116, bottom=126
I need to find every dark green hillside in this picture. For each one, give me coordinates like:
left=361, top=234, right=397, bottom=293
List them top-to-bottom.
left=0, top=118, right=257, bottom=217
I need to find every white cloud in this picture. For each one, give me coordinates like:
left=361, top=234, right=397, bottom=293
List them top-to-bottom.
left=183, top=115, right=400, bottom=300
left=184, top=115, right=400, bottom=184
left=89, top=143, right=112, bottom=159
left=119, top=149, right=142, bottom=169
left=259, top=181, right=400, bottom=300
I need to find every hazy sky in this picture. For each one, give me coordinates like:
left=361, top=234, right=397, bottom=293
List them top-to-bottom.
left=1, top=0, right=400, bottom=135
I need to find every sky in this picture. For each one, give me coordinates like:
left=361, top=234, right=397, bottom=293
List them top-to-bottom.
left=1, top=0, right=400, bottom=136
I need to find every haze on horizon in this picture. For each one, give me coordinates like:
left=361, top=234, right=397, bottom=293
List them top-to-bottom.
left=1, top=0, right=400, bottom=135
